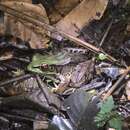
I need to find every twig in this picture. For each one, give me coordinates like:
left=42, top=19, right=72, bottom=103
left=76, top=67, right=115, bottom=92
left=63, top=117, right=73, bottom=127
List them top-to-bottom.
left=0, top=4, right=117, bottom=63
left=99, top=19, right=113, bottom=47
left=0, top=54, right=13, bottom=61
left=13, top=57, right=30, bottom=63
left=1, top=63, right=18, bottom=70
left=103, top=66, right=130, bottom=101
left=0, top=74, right=32, bottom=87
left=36, top=75, right=62, bottom=111
left=36, top=75, right=50, bottom=106
left=79, top=81, right=106, bottom=91
left=0, top=112, right=41, bottom=122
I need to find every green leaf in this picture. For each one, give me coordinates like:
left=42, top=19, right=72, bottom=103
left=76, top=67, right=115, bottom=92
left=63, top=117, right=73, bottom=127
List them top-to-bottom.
left=94, top=96, right=119, bottom=128
left=100, top=96, right=115, bottom=114
left=95, top=114, right=108, bottom=127
left=108, top=117, right=123, bottom=130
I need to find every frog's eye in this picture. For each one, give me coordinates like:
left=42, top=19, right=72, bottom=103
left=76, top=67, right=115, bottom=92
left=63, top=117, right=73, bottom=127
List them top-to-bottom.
left=41, top=64, right=48, bottom=69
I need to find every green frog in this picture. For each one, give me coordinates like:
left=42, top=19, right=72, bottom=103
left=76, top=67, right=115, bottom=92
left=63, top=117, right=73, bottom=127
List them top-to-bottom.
left=27, top=52, right=71, bottom=75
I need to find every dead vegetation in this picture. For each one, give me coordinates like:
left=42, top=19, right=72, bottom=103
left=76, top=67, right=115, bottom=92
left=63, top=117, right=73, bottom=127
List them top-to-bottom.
left=0, top=0, right=130, bottom=130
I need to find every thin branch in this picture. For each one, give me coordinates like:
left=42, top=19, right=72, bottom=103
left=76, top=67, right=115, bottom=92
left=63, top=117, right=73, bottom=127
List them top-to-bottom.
left=99, top=19, right=113, bottom=47
left=103, top=66, right=130, bottom=101
left=0, top=74, right=32, bottom=87
left=36, top=75, right=62, bottom=111
left=36, top=75, right=50, bottom=106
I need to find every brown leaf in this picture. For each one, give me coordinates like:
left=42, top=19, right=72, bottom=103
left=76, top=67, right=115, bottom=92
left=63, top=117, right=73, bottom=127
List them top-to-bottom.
left=0, top=0, right=49, bottom=49
left=48, top=0, right=82, bottom=24
left=55, top=0, right=82, bottom=14
left=56, top=0, right=108, bottom=37
left=1, top=1, right=48, bottom=21
left=70, top=60, right=94, bottom=87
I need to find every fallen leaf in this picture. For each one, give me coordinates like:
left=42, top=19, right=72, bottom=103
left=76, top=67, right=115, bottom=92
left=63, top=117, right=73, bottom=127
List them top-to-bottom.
left=0, top=0, right=49, bottom=49
left=48, top=0, right=82, bottom=24
left=55, top=0, right=82, bottom=15
left=56, top=0, right=108, bottom=37
left=70, top=60, right=94, bottom=87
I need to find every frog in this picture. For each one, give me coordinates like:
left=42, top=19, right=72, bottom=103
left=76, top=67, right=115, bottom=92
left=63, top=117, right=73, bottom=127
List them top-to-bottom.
left=27, top=52, right=71, bottom=75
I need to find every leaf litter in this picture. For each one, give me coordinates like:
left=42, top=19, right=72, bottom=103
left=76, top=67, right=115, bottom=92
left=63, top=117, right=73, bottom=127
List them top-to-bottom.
left=0, top=0, right=130, bottom=130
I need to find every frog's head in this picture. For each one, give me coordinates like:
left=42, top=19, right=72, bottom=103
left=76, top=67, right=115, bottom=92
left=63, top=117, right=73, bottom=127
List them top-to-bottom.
left=28, top=52, right=71, bottom=74
left=33, top=52, right=71, bottom=66
left=32, top=53, right=54, bottom=67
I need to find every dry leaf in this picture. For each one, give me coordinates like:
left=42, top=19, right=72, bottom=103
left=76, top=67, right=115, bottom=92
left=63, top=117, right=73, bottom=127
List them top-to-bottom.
left=0, top=0, right=49, bottom=49
left=48, top=0, right=82, bottom=24
left=55, top=0, right=82, bottom=15
left=56, top=0, right=108, bottom=37
left=1, top=1, right=48, bottom=21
